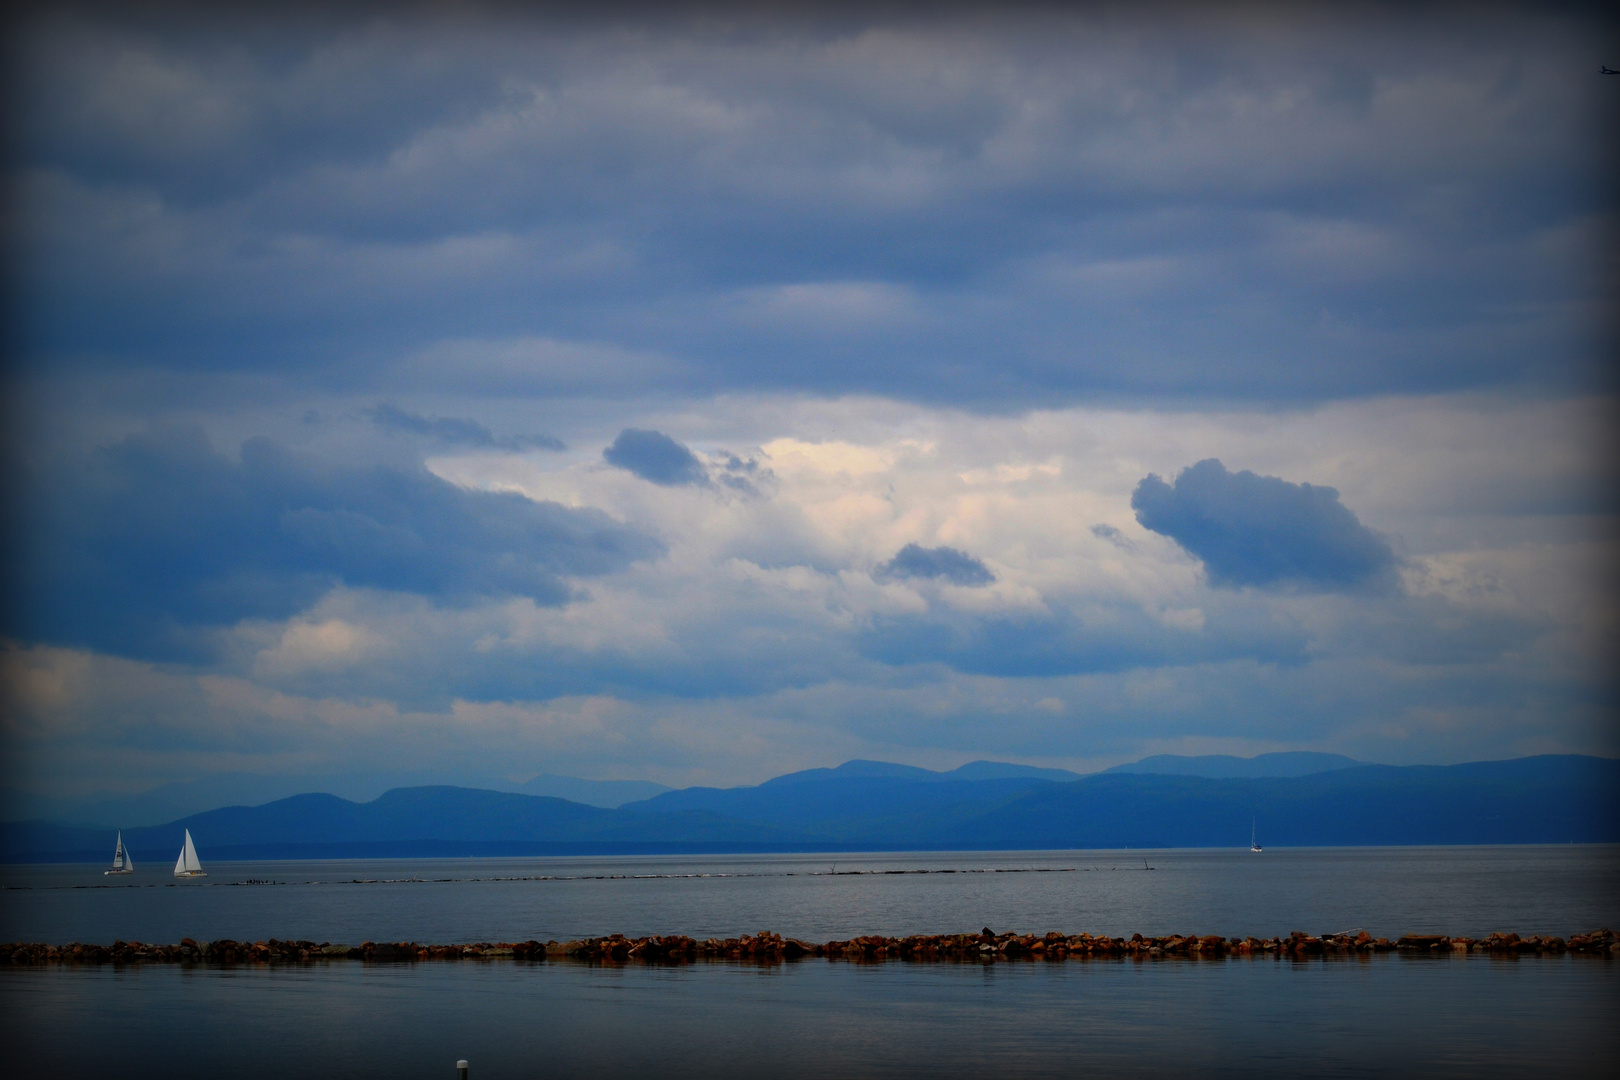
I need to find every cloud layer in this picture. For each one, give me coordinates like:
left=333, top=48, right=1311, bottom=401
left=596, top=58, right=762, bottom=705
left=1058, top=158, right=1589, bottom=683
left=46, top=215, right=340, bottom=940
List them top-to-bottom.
left=1, top=4, right=1613, bottom=806
left=9, top=4, right=1612, bottom=408
left=3, top=391, right=1612, bottom=806
left=366, top=404, right=563, bottom=452
left=7, top=425, right=656, bottom=660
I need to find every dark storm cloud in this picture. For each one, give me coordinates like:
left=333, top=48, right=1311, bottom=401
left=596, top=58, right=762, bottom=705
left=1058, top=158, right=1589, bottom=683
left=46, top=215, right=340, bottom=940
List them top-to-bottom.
left=9, top=5, right=1610, bottom=407
left=365, top=403, right=564, bottom=451
left=5, top=425, right=657, bottom=660
left=603, top=429, right=707, bottom=486
left=1131, top=459, right=1396, bottom=591
left=876, top=543, right=995, bottom=587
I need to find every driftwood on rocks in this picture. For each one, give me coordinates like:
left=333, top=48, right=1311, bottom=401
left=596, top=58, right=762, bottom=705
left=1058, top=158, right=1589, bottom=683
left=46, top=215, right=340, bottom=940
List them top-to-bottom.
left=4, top=928, right=1616, bottom=966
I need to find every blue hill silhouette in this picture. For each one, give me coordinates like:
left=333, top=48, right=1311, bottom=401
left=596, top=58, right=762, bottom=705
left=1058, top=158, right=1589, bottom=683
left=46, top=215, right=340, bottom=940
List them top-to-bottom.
left=3, top=755, right=1614, bottom=861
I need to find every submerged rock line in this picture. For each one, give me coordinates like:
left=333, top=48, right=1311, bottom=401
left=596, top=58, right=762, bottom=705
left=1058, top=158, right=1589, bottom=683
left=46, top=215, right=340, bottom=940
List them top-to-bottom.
left=5, top=928, right=1616, bottom=966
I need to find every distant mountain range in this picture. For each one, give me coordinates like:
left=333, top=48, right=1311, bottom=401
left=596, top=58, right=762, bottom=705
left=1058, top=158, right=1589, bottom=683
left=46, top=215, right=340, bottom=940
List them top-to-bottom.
left=0, top=754, right=1340, bottom=829
left=3, top=754, right=1614, bottom=862
left=1, top=770, right=672, bottom=829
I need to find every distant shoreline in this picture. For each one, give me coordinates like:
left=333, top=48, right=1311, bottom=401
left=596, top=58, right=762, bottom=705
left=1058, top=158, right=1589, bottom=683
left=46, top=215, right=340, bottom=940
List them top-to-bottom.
left=8, top=838, right=1620, bottom=867
left=5, top=928, right=1616, bottom=965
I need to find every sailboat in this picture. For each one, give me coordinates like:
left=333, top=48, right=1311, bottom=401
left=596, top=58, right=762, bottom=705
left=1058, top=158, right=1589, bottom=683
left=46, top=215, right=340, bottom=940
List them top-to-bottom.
left=1251, top=818, right=1263, bottom=853
left=173, top=829, right=207, bottom=878
left=104, top=831, right=135, bottom=875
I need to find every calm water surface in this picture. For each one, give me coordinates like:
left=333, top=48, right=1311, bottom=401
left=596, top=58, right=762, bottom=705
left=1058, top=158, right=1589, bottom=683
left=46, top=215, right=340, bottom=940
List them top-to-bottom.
left=3, top=845, right=1617, bottom=943
left=4, top=846, right=1614, bottom=1079
left=3, top=954, right=1613, bottom=1079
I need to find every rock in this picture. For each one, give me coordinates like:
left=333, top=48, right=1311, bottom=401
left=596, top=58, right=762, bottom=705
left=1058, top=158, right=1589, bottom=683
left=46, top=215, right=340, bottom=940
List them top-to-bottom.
left=4, top=927, right=1608, bottom=966
left=1396, top=935, right=1446, bottom=949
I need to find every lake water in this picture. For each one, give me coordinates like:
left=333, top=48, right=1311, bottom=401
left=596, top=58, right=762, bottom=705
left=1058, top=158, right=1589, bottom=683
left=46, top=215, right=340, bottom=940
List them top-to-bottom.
left=3, top=846, right=1616, bottom=1079
left=5, top=846, right=1619, bottom=943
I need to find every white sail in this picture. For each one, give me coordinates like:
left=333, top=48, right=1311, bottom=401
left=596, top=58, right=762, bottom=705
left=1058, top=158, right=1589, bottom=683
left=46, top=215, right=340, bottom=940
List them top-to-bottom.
left=174, top=829, right=206, bottom=876
left=104, top=831, right=134, bottom=875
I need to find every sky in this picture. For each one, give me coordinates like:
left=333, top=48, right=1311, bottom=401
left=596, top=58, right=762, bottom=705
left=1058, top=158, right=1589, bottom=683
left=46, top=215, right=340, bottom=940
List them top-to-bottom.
left=2, top=1, right=1616, bottom=813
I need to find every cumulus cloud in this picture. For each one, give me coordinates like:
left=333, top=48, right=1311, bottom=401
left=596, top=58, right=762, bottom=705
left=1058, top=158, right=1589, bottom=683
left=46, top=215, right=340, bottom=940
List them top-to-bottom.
left=365, top=403, right=563, bottom=451
left=6, top=425, right=657, bottom=660
left=603, top=429, right=707, bottom=487
left=1131, top=459, right=1396, bottom=591
left=876, top=543, right=995, bottom=587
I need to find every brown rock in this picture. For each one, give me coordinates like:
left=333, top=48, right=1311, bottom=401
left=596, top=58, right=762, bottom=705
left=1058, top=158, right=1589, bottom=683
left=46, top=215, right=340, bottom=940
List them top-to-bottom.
left=1396, top=935, right=1446, bottom=949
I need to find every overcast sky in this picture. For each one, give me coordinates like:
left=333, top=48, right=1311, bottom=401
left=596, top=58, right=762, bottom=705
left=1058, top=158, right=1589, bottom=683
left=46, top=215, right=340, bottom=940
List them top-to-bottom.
left=3, top=1, right=1616, bottom=809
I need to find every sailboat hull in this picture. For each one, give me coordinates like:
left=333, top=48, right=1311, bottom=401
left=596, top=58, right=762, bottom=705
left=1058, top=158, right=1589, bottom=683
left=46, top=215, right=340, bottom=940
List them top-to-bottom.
left=103, top=868, right=134, bottom=875
left=173, top=871, right=208, bottom=878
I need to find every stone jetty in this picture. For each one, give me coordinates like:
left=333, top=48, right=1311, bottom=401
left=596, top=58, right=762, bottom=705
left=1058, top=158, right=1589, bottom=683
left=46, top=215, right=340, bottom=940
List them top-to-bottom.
left=4, top=927, right=1616, bottom=966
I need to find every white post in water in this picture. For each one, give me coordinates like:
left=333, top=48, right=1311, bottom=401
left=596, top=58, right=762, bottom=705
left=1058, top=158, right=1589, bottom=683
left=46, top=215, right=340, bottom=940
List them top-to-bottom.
left=456, top=1060, right=469, bottom=1080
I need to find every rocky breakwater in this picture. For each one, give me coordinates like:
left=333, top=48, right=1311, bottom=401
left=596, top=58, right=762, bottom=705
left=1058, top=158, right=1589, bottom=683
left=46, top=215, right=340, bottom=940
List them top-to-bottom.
left=5, top=927, right=1616, bottom=966
left=802, top=927, right=1617, bottom=960
left=1393, top=930, right=1616, bottom=954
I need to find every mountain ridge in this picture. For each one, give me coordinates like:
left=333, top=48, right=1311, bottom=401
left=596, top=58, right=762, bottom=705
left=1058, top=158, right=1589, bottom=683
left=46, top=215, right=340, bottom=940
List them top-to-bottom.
left=1, top=753, right=1362, bottom=829
left=3, top=754, right=1614, bottom=862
